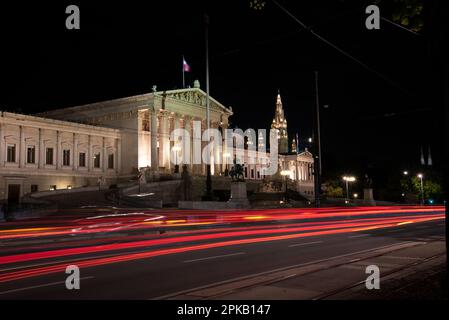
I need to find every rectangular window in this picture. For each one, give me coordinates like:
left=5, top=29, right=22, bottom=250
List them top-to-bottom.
left=7, top=144, right=16, bottom=162
left=27, top=146, right=36, bottom=164
left=46, top=148, right=54, bottom=165
left=63, top=150, right=70, bottom=166
left=79, top=152, right=86, bottom=167
left=94, top=153, right=101, bottom=168
left=108, top=154, right=114, bottom=169
left=31, top=185, right=38, bottom=193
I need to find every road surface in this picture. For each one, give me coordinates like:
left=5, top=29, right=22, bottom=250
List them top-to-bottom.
left=0, top=205, right=444, bottom=299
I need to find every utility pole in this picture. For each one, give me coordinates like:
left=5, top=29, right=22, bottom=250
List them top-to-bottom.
left=204, top=14, right=213, bottom=200
left=314, top=71, right=322, bottom=207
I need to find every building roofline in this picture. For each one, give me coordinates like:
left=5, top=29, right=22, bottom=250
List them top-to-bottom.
left=37, top=87, right=233, bottom=117
left=0, top=111, right=121, bottom=134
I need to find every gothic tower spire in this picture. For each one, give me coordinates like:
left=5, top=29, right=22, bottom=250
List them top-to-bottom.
left=271, top=90, right=288, bottom=153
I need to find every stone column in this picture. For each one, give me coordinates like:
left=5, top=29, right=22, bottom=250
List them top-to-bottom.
left=150, top=110, right=158, bottom=170
left=160, top=113, right=170, bottom=169
left=173, top=114, right=180, bottom=167
left=183, top=116, right=191, bottom=169
left=192, top=118, right=202, bottom=175
left=201, top=120, right=206, bottom=175
left=0, top=124, right=4, bottom=167
left=221, top=124, right=228, bottom=175
left=19, top=126, right=25, bottom=168
left=38, top=129, right=44, bottom=169
left=56, top=130, right=61, bottom=169
left=73, top=133, right=78, bottom=171
left=88, top=135, right=93, bottom=172
left=102, top=137, right=107, bottom=172
left=116, top=138, right=121, bottom=174
left=295, top=160, right=299, bottom=181
left=301, top=162, right=305, bottom=181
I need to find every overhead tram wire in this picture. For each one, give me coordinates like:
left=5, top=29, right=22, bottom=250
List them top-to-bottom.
left=270, top=0, right=412, bottom=96
left=380, top=17, right=421, bottom=37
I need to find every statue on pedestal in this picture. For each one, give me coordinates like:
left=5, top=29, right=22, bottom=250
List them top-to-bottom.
left=229, top=164, right=245, bottom=182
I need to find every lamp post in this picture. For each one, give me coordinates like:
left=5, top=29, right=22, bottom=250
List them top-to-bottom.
left=204, top=13, right=213, bottom=200
left=314, top=71, right=323, bottom=208
left=280, top=170, right=291, bottom=203
left=401, top=170, right=409, bottom=202
left=417, top=173, right=424, bottom=205
left=343, top=176, right=356, bottom=203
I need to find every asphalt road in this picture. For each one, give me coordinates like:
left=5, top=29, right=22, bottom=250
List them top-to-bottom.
left=0, top=206, right=445, bottom=299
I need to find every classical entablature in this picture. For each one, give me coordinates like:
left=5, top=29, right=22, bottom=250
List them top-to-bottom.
left=85, top=110, right=139, bottom=126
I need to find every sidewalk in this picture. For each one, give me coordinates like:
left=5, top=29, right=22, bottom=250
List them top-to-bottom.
left=164, top=240, right=447, bottom=300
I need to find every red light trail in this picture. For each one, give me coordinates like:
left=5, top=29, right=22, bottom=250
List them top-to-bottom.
left=0, top=206, right=444, bottom=284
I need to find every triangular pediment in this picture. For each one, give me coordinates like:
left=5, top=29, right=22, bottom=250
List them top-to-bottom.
left=155, top=88, right=232, bottom=115
left=299, top=150, right=313, bottom=158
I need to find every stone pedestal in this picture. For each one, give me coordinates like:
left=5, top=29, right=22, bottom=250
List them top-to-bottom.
left=228, top=181, right=250, bottom=208
left=363, top=188, right=376, bottom=206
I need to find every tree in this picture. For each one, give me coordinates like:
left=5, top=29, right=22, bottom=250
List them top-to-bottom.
left=410, top=176, right=443, bottom=202
left=323, top=179, right=344, bottom=198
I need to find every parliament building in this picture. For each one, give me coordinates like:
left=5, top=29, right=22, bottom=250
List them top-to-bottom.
left=0, top=81, right=314, bottom=203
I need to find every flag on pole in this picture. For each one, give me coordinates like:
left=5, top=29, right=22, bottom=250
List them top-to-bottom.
left=182, top=56, right=191, bottom=88
left=183, top=57, right=191, bottom=72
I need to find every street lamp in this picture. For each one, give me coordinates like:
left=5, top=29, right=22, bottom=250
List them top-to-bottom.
left=281, top=170, right=291, bottom=203
left=403, top=171, right=408, bottom=176
left=417, top=173, right=424, bottom=205
left=343, top=176, right=356, bottom=203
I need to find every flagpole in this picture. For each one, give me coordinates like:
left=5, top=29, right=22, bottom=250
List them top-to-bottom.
left=204, top=13, right=213, bottom=200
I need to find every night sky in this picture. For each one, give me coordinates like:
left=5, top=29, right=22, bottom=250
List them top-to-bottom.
left=0, top=1, right=440, bottom=189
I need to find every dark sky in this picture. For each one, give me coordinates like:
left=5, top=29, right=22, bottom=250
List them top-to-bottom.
left=0, top=0, right=439, bottom=183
